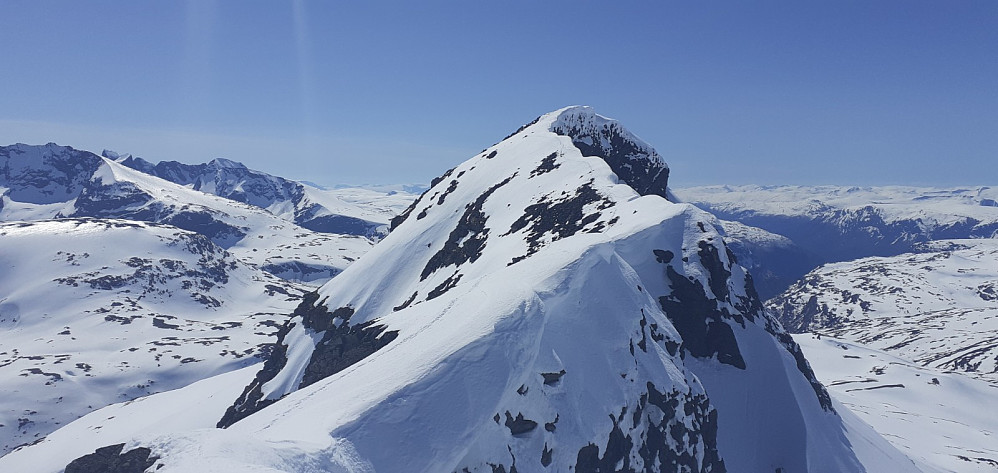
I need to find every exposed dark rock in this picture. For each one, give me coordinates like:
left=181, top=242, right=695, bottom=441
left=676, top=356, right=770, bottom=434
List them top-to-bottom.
left=551, top=114, right=669, bottom=199
left=0, top=144, right=104, bottom=204
left=530, top=153, right=560, bottom=178
left=390, top=168, right=457, bottom=232
left=421, top=174, right=516, bottom=280
left=437, top=179, right=460, bottom=205
left=504, top=180, right=613, bottom=264
left=389, top=194, right=423, bottom=232
left=298, top=214, right=380, bottom=236
left=697, top=241, right=731, bottom=303
left=653, top=249, right=674, bottom=264
left=658, top=254, right=746, bottom=369
left=260, top=261, right=340, bottom=283
left=427, top=273, right=463, bottom=300
left=978, top=283, right=997, bottom=301
left=218, top=292, right=316, bottom=428
left=219, top=292, right=399, bottom=428
left=393, top=292, right=418, bottom=311
left=301, top=304, right=354, bottom=332
left=298, top=306, right=398, bottom=390
left=151, top=318, right=179, bottom=330
left=768, top=327, right=835, bottom=412
left=540, top=370, right=566, bottom=385
left=574, top=382, right=724, bottom=473
left=504, top=411, right=538, bottom=436
left=544, top=414, right=559, bottom=432
left=65, top=443, right=159, bottom=473
left=541, top=444, right=553, bottom=467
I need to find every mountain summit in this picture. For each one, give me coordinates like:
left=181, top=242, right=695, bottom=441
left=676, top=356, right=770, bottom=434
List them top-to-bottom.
left=3, top=107, right=915, bottom=472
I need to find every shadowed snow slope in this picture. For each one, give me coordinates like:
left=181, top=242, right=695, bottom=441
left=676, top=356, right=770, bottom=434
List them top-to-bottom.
left=1, top=108, right=916, bottom=472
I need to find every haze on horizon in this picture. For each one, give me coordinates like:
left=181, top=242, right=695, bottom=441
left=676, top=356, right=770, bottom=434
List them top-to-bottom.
left=1, top=1, right=995, bottom=188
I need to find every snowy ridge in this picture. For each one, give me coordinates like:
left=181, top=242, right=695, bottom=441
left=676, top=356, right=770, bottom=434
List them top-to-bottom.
left=0, top=219, right=305, bottom=454
left=770, top=238, right=998, bottom=381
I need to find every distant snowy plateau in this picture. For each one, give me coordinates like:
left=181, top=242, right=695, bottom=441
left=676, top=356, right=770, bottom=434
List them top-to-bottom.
left=1, top=108, right=995, bottom=472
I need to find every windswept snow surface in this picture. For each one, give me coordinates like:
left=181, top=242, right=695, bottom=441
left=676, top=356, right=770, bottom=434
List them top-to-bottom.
left=0, top=219, right=305, bottom=454
left=770, top=239, right=998, bottom=381
left=796, top=334, right=998, bottom=473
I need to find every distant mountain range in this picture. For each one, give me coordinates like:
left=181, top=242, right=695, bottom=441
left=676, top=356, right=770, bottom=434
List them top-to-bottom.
left=2, top=143, right=418, bottom=283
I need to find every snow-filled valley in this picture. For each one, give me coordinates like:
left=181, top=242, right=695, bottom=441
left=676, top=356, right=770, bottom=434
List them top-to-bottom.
left=1, top=108, right=996, bottom=472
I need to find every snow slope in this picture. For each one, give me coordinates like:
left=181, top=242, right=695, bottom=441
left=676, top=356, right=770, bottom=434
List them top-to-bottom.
left=4, top=107, right=918, bottom=472
left=2, top=144, right=374, bottom=283
left=0, top=219, right=306, bottom=454
left=770, top=238, right=998, bottom=382
left=796, top=334, right=998, bottom=472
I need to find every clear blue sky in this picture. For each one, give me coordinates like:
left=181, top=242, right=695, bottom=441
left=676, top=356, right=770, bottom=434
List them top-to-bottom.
left=1, top=1, right=995, bottom=186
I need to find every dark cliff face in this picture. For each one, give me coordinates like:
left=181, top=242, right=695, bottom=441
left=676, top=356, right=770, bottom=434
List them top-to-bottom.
left=550, top=111, right=670, bottom=200
left=1, top=144, right=104, bottom=204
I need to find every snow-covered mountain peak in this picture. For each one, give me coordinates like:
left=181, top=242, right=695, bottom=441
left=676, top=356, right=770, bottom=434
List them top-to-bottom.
left=548, top=106, right=670, bottom=198
left=178, top=108, right=906, bottom=472
left=100, top=149, right=132, bottom=161
left=207, top=157, right=247, bottom=169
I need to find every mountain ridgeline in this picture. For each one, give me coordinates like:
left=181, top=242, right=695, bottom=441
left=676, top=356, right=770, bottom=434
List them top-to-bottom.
left=115, top=153, right=384, bottom=237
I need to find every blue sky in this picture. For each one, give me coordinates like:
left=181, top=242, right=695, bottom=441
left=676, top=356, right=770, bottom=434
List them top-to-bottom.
left=1, top=1, right=995, bottom=186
